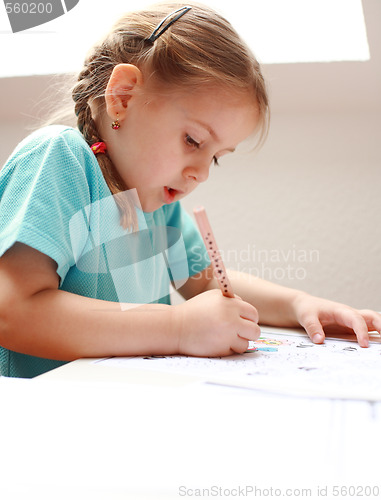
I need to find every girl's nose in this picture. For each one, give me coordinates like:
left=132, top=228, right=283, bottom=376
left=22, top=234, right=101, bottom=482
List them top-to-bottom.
left=183, top=162, right=210, bottom=184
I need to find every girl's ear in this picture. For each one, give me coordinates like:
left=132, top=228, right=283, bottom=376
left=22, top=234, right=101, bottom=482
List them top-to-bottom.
left=104, top=64, right=143, bottom=122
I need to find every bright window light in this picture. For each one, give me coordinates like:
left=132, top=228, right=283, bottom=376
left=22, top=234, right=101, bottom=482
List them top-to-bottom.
left=0, top=0, right=370, bottom=78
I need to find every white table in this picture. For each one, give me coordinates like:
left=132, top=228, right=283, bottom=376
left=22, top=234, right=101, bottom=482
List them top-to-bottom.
left=0, top=327, right=379, bottom=500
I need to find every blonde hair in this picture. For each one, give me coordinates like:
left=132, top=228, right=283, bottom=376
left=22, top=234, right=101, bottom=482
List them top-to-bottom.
left=72, top=2, right=269, bottom=228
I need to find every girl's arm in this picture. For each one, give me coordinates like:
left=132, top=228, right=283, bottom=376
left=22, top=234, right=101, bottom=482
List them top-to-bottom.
left=0, top=243, right=177, bottom=360
left=0, top=244, right=259, bottom=360
left=179, top=265, right=300, bottom=325
left=179, top=266, right=381, bottom=347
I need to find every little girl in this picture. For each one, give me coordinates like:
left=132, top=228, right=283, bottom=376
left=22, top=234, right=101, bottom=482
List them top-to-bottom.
left=0, top=3, right=380, bottom=378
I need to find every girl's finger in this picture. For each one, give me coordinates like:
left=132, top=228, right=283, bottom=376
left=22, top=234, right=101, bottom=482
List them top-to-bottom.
left=239, top=301, right=259, bottom=324
left=334, top=309, right=369, bottom=347
left=358, top=309, right=381, bottom=333
left=299, top=314, right=325, bottom=344
left=238, top=320, right=261, bottom=342
left=231, top=335, right=250, bottom=354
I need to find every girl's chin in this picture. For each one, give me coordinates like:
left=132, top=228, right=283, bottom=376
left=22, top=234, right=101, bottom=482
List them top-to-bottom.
left=139, top=198, right=163, bottom=213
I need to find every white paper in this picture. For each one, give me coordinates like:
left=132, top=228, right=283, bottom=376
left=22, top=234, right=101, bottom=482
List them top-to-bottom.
left=96, top=329, right=381, bottom=400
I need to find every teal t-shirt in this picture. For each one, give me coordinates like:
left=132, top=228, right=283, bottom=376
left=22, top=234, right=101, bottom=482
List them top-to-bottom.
left=0, top=125, right=210, bottom=378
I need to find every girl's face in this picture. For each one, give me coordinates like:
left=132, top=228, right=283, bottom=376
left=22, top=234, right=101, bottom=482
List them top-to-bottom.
left=105, top=87, right=259, bottom=213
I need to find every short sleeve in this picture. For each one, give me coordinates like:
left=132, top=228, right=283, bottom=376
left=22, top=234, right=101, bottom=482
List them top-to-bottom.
left=0, top=126, right=100, bottom=283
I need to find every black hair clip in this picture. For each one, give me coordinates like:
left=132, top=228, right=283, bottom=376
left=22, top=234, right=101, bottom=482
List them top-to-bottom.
left=147, top=6, right=192, bottom=43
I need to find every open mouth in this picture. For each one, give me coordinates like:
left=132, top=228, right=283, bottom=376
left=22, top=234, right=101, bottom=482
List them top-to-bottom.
left=163, top=186, right=181, bottom=204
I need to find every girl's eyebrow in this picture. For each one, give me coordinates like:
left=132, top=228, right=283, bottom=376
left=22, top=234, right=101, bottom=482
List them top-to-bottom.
left=192, top=119, right=236, bottom=153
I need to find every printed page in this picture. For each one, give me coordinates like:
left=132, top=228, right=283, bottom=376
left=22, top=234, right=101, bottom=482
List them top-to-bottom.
left=96, top=329, right=381, bottom=400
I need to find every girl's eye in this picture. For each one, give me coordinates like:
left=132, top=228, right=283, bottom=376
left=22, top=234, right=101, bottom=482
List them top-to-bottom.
left=185, top=135, right=199, bottom=149
left=185, top=135, right=220, bottom=166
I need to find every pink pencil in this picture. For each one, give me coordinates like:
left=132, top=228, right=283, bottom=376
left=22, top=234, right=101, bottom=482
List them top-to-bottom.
left=193, top=206, right=235, bottom=298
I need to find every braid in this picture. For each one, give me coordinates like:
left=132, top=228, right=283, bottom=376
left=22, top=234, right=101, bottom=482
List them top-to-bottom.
left=72, top=65, right=137, bottom=230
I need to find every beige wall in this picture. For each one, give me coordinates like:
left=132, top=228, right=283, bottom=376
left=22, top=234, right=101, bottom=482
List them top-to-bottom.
left=1, top=0, right=380, bottom=311
left=182, top=110, right=381, bottom=310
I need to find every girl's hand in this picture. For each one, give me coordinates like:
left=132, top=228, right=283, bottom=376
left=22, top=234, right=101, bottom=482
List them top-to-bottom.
left=173, top=289, right=261, bottom=357
left=292, top=292, right=381, bottom=347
